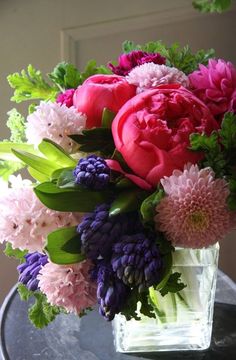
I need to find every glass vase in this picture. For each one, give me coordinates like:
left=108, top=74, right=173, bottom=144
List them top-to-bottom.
left=113, top=243, right=219, bottom=353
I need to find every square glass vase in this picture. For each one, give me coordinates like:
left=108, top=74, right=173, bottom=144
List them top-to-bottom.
left=112, top=243, right=219, bottom=353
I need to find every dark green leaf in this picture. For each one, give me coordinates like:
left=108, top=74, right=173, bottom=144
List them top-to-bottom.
left=192, top=0, right=231, bottom=13
left=122, top=40, right=136, bottom=53
left=48, top=62, right=81, bottom=89
left=219, top=112, right=236, bottom=151
left=70, top=127, right=115, bottom=156
left=38, top=139, right=76, bottom=168
left=228, top=178, right=236, bottom=210
left=34, top=181, right=111, bottom=212
left=140, top=188, right=164, bottom=224
left=109, top=190, right=147, bottom=217
left=45, top=226, right=85, bottom=265
left=4, top=243, right=27, bottom=262
left=160, top=272, right=186, bottom=297
left=18, top=283, right=33, bottom=301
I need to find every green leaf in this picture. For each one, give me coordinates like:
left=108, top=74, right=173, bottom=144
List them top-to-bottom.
left=192, top=0, right=231, bottom=13
left=122, top=40, right=136, bottom=53
left=80, top=59, right=111, bottom=83
left=48, top=62, right=81, bottom=89
left=7, top=64, right=58, bottom=103
left=101, top=108, right=115, bottom=128
left=6, top=109, right=26, bottom=143
left=219, top=112, right=236, bottom=151
left=70, top=127, right=115, bottom=156
left=38, top=139, right=76, bottom=168
left=0, top=142, right=40, bottom=162
left=11, top=149, right=60, bottom=176
left=0, top=160, right=25, bottom=181
left=28, top=167, right=50, bottom=182
left=56, top=168, right=76, bottom=188
left=228, top=178, right=236, bottom=210
left=34, top=181, right=111, bottom=212
left=140, top=188, right=164, bottom=224
left=109, top=190, right=147, bottom=217
left=45, top=226, right=85, bottom=265
left=4, top=243, right=27, bottom=262
left=155, top=251, right=173, bottom=291
left=160, top=273, right=186, bottom=297
left=18, top=283, right=33, bottom=301
left=120, top=288, right=155, bottom=321
left=28, top=292, right=61, bottom=329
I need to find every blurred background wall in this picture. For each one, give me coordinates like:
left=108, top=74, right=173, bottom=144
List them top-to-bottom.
left=0, top=0, right=235, bottom=304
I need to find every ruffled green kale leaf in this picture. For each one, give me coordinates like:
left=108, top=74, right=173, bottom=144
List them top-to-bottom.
left=192, top=0, right=231, bottom=13
left=48, top=62, right=81, bottom=89
left=8, top=65, right=58, bottom=103
left=6, top=109, right=26, bottom=143
left=219, top=112, right=236, bottom=155
left=4, top=243, right=27, bottom=262
left=159, top=273, right=186, bottom=297
left=120, top=288, right=155, bottom=321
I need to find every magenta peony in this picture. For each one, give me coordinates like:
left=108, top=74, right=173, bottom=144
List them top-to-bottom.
left=108, top=50, right=166, bottom=76
left=189, top=59, right=236, bottom=120
left=127, top=63, right=189, bottom=92
left=73, top=74, right=136, bottom=128
left=111, top=84, right=219, bottom=188
left=56, top=89, right=75, bottom=107
left=155, top=164, right=232, bottom=248
left=0, top=176, right=80, bottom=252
left=38, top=260, right=97, bottom=314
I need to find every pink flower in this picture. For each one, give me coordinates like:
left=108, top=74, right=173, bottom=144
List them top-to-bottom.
left=108, top=50, right=166, bottom=76
left=189, top=59, right=236, bottom=120
left=127, top=63, right=189, bottom=92
left=73, top=74, right=136, bottom=128
left=112, top=84, right=219, bottom=188
left=56, top=89, right=75, bottom=107
left=26, top=101, right=86, bottom=153
left=155, top=164, right=231, bottom=248
left=0, top=177, right=80, bottom=252
left=38, top=260, right=97, bottom=314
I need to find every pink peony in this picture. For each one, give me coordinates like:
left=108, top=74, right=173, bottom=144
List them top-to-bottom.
left=108, top=50, right=166, bottom=76
left=189, top=59, right=236, bottom=120
left=127, top=63, right=189, bottom=92
left=111, top=84, right=219, bottom=188
left=56, top=89, right=75, bottom=107
left=26, top=101, right=86, bottom=152
left=155, top=164, right=232, bottom=248
left=0, top=176, right=80, bottom=252
left=38, top=260, right=97, bottom=314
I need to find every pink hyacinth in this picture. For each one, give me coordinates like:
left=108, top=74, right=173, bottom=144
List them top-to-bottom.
left=189, top=59, right=236, bottom=120
left=127, top=63, right=189, bottom=93
left=56, top=89, right=75, bottom=107
left=155, top=164, right=231, bottom=248
left=0, top=176, right=80, bottom=252
left=38, top=260, right=97, bottom=314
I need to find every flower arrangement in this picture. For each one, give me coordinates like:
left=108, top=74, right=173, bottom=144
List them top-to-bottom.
left=0, top=40, right=235, bottom=336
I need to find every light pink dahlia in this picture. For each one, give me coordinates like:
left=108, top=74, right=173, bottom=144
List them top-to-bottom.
left=189, top=59, right=236, bottom=120
left=127, top=63, right=189, bottom=93
left=25, top=101, right=86, bottom=152
left=155, top=164, right=231, bottom=248
left=0, top=177, right=80, bottom=252
left=38, top=260, right=97, bottom=314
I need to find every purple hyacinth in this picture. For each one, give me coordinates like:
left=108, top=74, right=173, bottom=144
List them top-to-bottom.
left=73, top=155, right=110, bottom=190
left=77, top=203, right=143, bottom=261
left=111, top=233, right=163, bottom=292
left=17, top=252, right=48, bottom=291
left=93, top=261, right=130, bottom=321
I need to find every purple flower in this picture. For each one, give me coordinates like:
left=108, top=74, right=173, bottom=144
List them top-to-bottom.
left=108, top=50, right=166, bottom=76
left=56, top=89, right=75, bottom=107
left=17, top=252, right=48, bottom=291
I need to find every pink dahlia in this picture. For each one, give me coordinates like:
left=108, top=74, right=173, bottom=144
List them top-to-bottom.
left=108, top=50, right=166, bottom=76
left=189, top=59, right=236, bottom=120
left=127, top=63, right=189, bottom=93
left=56, top=89, right=75, bottom=107
left=26, top=101, right=86, bottom=153
left=155, top=164, right=231, bottom=248
left=0, top=177, right=80, bottom=252
left=38, top=260, right=97, bottom=314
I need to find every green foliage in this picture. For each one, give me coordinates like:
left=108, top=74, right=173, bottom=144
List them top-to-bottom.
left=192, top=0, right=231, bottom=13
left=122, top=40, right=214, bottom=74
left=80, top=59, right=111, bottom=83
left=7, top=65, right=58, bottom=103
left=101, top=108, right=115, bottom=128
left=6, top=109, right=26, bottom=143
left=219, top=112, right=236, bottom=154
left=70, top=128, right=115, bottom=156
left=190, top=132, right=226, bottom=177
left=38, top=139, right=76, bottom=168
left=0, top=142, right=40, bottom=162
left=0, top=160, right=24, bottom=181
left=56, top=168, right=77, bottom=188
left=228, top=178, right=236, bottom=210
left=34, top=181, right=112, bottom=212
left=140, top=188, right=165, bottom=224
left=109, top=189, right=147, bottom=217
left=45, top=226, right=85, bottom=265
left=4, top=243, right=27, bottom=262
left=159, top=273, right=186, bottom=297
left=18, top=284, right=61, bottom=328
left=121, top=288, right=155, bottom=321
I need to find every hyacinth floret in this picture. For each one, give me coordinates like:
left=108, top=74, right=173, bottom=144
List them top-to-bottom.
left=73, top=155, right=110, bottom=190
left=77, top=203, right=143, bottom=260
left=111, top=232, right=163, bottom=293
left=17, top=252, right=48, bottom=291
left=94, top=261, right=130, bottom=321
